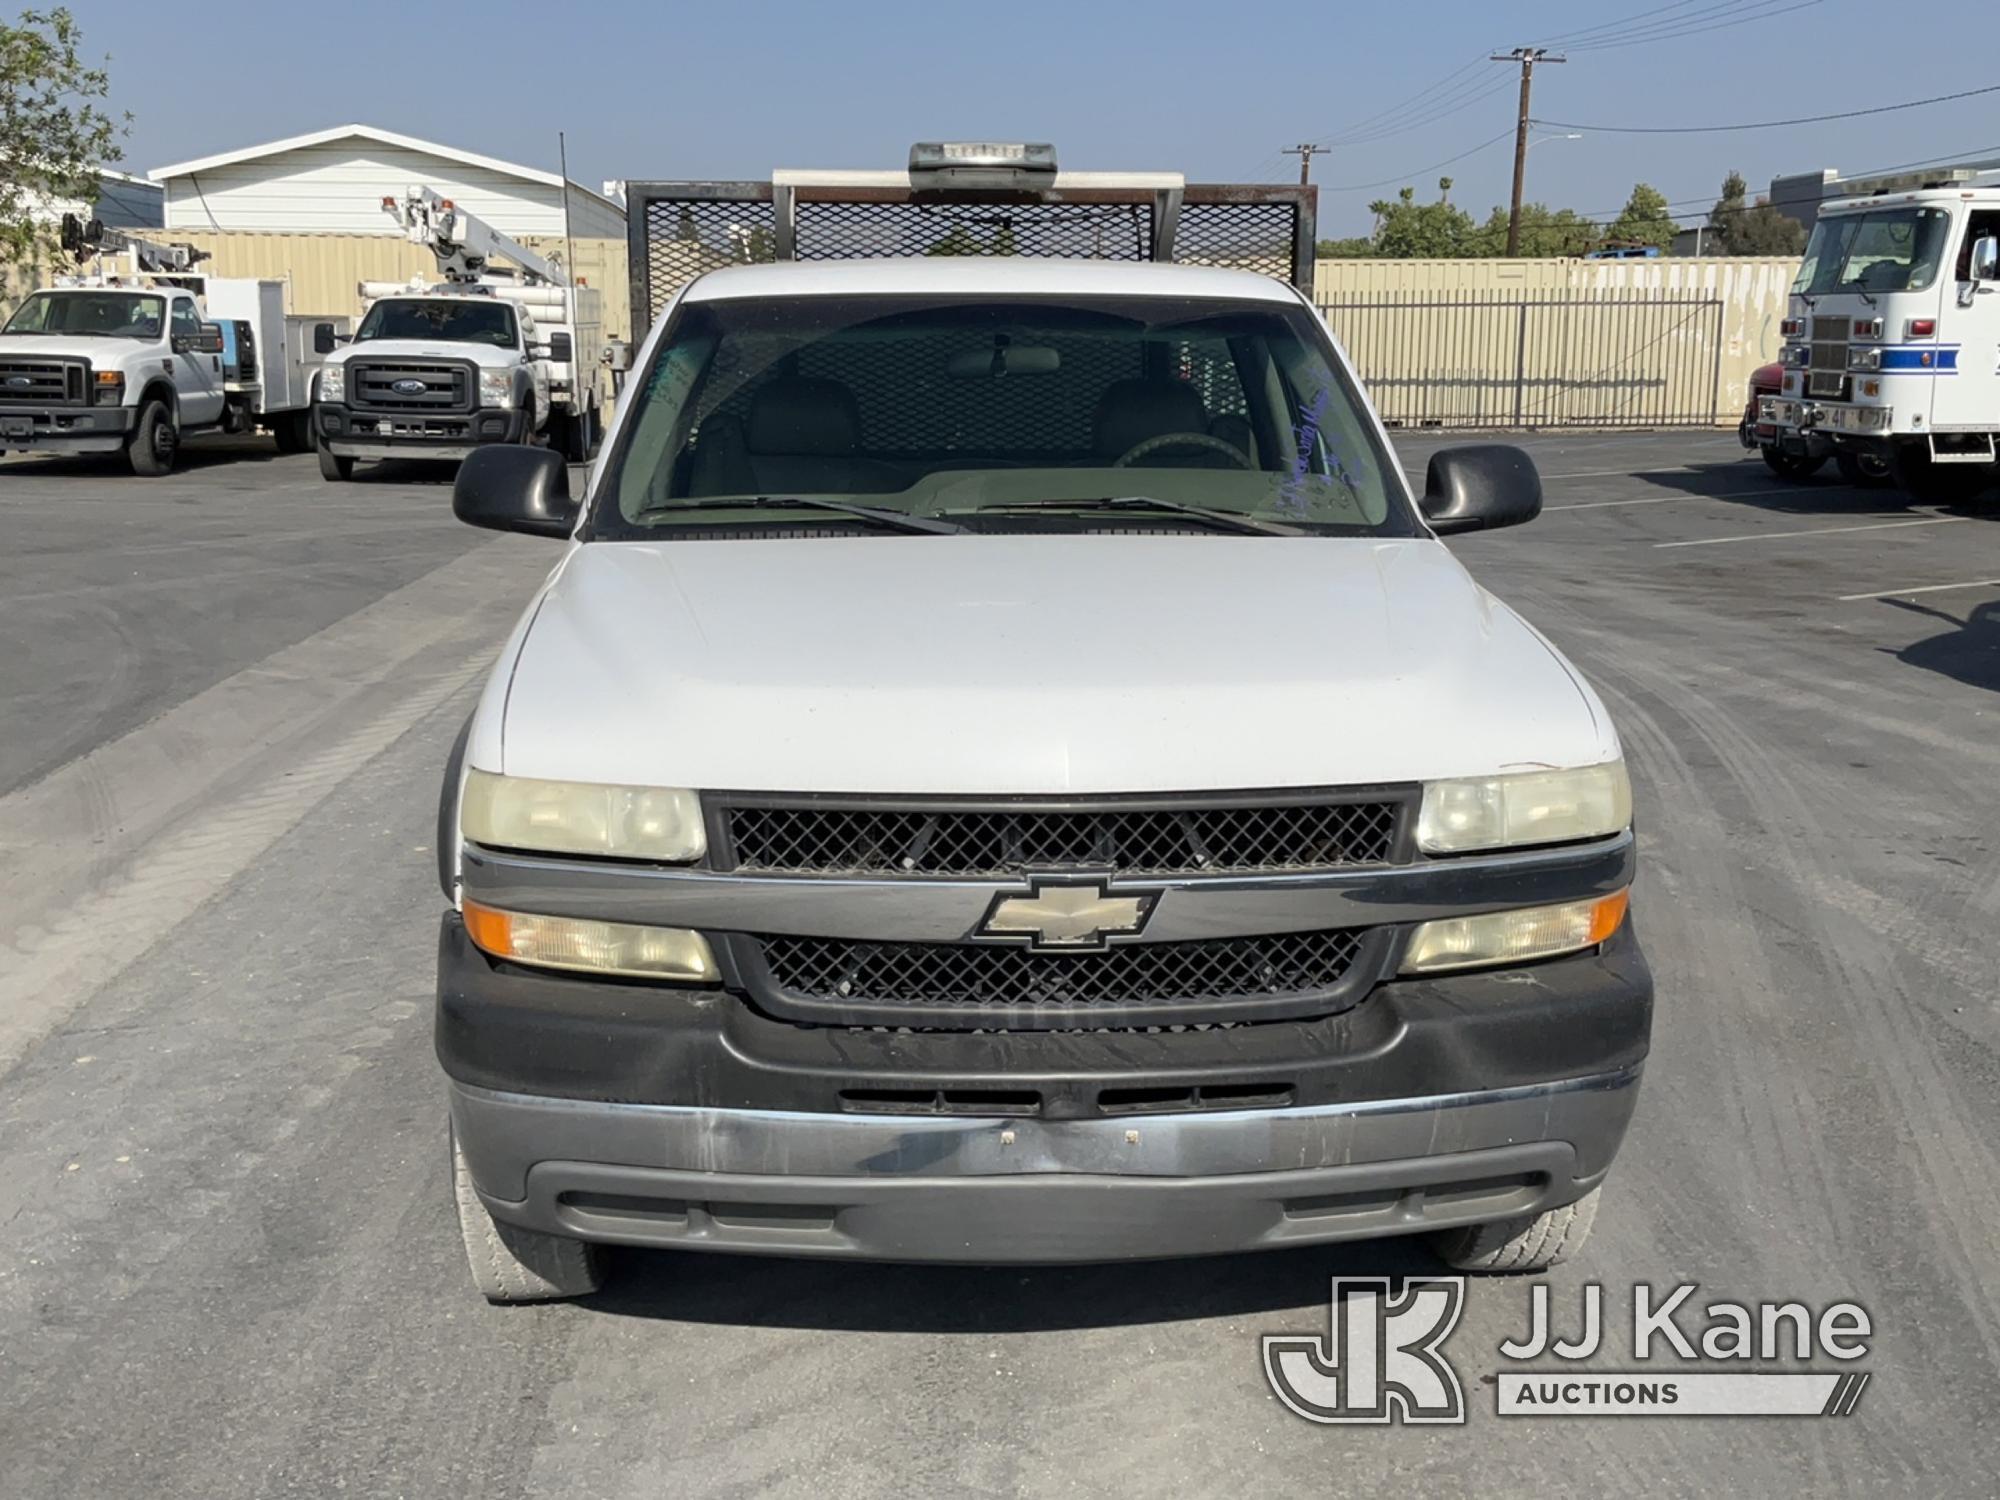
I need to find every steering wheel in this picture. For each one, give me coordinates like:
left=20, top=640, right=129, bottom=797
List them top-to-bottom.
left=1113, top=432, right=1256, bottom=470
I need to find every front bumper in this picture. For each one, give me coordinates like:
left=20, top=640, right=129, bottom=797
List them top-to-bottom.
left=1761, top=396, right=1897, bottom=441
left=314, top=401, right=528, bottom=461
left=0, top=404, right=135, bottom=454
left=440, top=905, right=1652, bottom=1261
left=451, top=1066, right=1640, bottom=1262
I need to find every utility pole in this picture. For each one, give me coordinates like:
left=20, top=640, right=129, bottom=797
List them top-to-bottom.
left=1491, top=47, right=1565, bottom=256
left=1281, top=143, right=1329, bottom=186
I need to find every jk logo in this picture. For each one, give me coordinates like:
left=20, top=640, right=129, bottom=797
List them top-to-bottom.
left=1263, top=1277, right=1468, bottom=1424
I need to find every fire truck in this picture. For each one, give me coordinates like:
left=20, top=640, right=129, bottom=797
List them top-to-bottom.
left=1761, top=168, right=2000, bottom=501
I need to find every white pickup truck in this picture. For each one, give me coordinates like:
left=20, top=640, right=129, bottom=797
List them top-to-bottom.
left=432, top=252, right=1652, bottom=1302
left=0, top=279, right=326, bottom=474
left=310, top=283, right=602, bottom=480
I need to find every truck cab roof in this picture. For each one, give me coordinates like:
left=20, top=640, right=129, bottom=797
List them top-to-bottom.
left=680, top=256, right=1306, bottom=305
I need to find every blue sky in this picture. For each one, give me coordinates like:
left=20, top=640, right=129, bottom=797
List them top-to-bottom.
left=66, top=0, right=2000, bottom=237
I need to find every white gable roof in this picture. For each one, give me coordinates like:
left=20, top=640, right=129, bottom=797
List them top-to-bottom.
left=147, top=123, right=620, bottom=218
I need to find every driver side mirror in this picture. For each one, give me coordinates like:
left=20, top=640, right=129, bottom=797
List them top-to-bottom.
left=1973, top=235, right=2000, bottom=282
left=313, top=322, right=337, bottom=356
left=453, top=444, right=578, bottom=539
left=1420, top=444, right=1543, bottom=536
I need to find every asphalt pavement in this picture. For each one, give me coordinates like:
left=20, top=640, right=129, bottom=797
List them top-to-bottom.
left=2, top=429, right=1995, bottom=1497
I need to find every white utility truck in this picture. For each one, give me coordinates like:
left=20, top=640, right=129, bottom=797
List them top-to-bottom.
left=430, top=143, right=1651, bottom=1303
left=1762, top=167, right=2000, bottom=500
left=309, top=188, right=604, bottom=480
left=0, top=217, right=335, bottom=475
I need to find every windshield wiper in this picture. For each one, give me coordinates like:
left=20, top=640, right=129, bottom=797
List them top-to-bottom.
left=638, top=495, right=965, bottom=535
left=957, top=495, right=1306, bottom=537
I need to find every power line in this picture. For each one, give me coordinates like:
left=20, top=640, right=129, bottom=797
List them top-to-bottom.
left=1562, top=0, right=1824, bottom=51
left=1333, top=75, right=1517, bottom=149
left=1536, top=79, right=2000, bottom=133
left=1318, top=128, right=1516, bottom=193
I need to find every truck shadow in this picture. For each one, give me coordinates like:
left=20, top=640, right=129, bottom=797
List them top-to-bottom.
left=1, top=436, right=288, bottom=478
left=1626, top=457, right=2000, bottom=521
left=1877, top=596, right=2000, bottom=695
left=579, top=1238, right=1448, bottom=1332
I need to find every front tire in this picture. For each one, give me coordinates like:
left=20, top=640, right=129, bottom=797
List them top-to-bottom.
left=126, top=399, right=179, bottom=477
left=272, top=411, right=311, bottom=455
left=316, top=439, right=354, bottom=482
left=1760, top=444, right=1824, bottom=479
left=1834, top=450, right=1891, bottom=486
left=451, top=1124, right=603, bottom=1303
left=1431, top=1187, right=1600, bottom=1272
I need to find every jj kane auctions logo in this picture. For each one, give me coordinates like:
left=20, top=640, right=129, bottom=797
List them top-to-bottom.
left=1264, top=1279, right=1873, bottom=1422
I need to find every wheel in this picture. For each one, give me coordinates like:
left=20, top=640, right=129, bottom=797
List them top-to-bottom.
left=126, top=399, right=179, bottom=477
left=272, top=411, right=311, bottom=455
left=316, top=439, right=354, bottom=482
left=1891, top=442, right=1993, bottom=503
left=1760, top=444, right=1824, bottom=479
left=1834, top=450, right=1891, bottom=486
left=450, top=1124, right=603, bottom=1303
left=1430, top=1187, right=1600, bottom=1272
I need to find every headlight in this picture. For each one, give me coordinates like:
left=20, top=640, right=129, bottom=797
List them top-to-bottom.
left=1847, top=348, right=1881, bottom=372
left=317, top=365, right=345, bottom=403
left=477, top=369, right=513, bottom=407
left=93, top=370, right=125, bottom=407
left=1416, top=761, right=1631, bottom=854
left=460, top=768, right=706, bottom=863
left=1400, top=891, right=1628, bottom=975
left=462, top=899, right=717, bottom=982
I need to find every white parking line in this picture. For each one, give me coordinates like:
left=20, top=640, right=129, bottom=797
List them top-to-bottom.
left=1546, top=483, right=1836, bottom=511
left=1655, top=516, right=1964, bottom=549
left=1838, top=576, right=2000, bottom=602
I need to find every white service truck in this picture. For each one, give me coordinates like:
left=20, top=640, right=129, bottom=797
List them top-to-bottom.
left=1762, top=169, right=2000, bottom=501
left=309, top=189, right=604, bottom=481
left=0, top=219, right=336, bottom=475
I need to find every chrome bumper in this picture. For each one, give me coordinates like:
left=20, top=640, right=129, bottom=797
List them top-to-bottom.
left=452, top=1066, right=1641, bottom=1262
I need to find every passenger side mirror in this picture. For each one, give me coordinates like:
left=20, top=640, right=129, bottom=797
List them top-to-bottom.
left=1973, top=235, right=2000, bottom=282
left=313, top=322, right=337, bottom=356
left=545, top=332, right=573, bottom=363
left=1420, top=444, right=1543, bottom=536
left=452, top=445, right=578, bottom=539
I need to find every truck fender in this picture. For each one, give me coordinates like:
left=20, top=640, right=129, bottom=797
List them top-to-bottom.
left=136, top=379, right=177, bottom=420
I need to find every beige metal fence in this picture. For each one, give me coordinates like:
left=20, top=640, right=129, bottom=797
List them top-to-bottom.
left=1314, top=256, right=1795, bottom=428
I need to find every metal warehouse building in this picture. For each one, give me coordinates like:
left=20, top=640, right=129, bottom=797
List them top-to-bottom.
left=147, top=123, right=624, bottom=239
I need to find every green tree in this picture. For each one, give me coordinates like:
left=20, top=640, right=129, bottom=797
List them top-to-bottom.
left=0, top=8, right=124, bottom=271
left=1705, top=170, right=1806, bottom=256
left=1366, top=181, right=1476, bottom=258
left=1606, top=183, right=1675, bottom=251
left=1469, top=203, right=1599, bottom=257
left=924, top=224, right=981, bottom=257
left=1314, top=236, right=1376, bottom=258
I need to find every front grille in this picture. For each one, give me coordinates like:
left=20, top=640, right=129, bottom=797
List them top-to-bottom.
left=0, top=358, right=86, bottom=405
left=349, top=361, right=473, bottom=413
left=719, top=793, right=1408, bottom=876
left=751, top=928, right=1372, bottom=1029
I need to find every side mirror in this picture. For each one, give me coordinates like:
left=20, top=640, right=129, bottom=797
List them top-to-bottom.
left=1973, top=234, right=2000, bottom=282
left=313, top=322, right=337, bottom=356
left=194, top=323, right=226, bottom=355
left=546, top=331, right=573, bottom=363
left=1420, top=444, right=1543, bottom=536
left=452, top=445, right=578, bottom=539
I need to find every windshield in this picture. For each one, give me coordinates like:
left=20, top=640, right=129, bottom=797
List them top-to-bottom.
left=1793, top=208, right=1953, bottom=296
left=2, top=291, right=164, bottom=340
left=594, top=293, right=1417, bottom=538
left=354, top=298, right=518, bottom=347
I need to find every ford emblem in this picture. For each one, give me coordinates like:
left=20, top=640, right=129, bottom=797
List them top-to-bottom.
left=4, top=375, right=31, bottom=388
left=391, top=378, right=428, bottom=395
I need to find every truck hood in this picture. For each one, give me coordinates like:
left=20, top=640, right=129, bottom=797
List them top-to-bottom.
left=0, top=334, right=145, bottom=363
left=330, top=339, right=519, bottom=368
left=495, top=535, right=1616, bottom=794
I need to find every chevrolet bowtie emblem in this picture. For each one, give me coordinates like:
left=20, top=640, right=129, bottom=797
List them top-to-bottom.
left=976, top=878, right=1160, bottom=952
